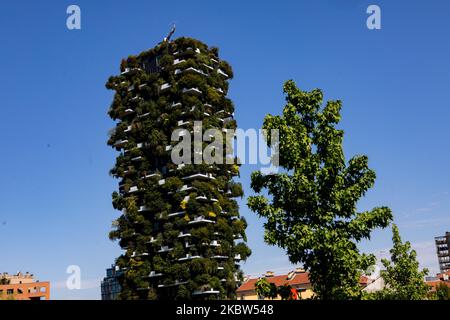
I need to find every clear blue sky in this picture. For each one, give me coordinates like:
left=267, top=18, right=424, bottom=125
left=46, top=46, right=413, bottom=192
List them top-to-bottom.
left=0, top=1, right=449, bottom=299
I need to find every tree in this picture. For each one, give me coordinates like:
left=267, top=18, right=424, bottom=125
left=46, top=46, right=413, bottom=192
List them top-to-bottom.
left=247, top=80, right=392, bottom=300
left=376, top=224, right=430, bottom=300
left=254, top=278, right=297, bottom=300
left=255, top=278, right=278, bottom=300
left=434, top=282, right=450, bottom=300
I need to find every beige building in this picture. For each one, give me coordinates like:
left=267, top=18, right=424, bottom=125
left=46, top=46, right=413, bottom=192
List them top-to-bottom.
left=237, top=268, right=371, bottom=300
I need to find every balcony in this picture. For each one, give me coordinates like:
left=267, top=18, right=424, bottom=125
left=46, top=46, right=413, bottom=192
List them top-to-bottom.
left=211, top=58, right=219, bottom=64
left=173, top=59, right=186, bottom=65
left=203, top=63, right=214, bottom=71
left=217, top=69, right=229, bottom=78
left=138, top=83, right=147, bottom=89
left=160, top=83, right=171, bottom=91
left=127, top=85, right=135, bottom=92
left=182, top=87, right=202, bottom=95
left=215, top=87, right=224, bottom=94
left=171, top=102, right=182, bottom=108
left=121, top=108, right=135, bottom=117
left=138, top=112, right=150, bottom=119
left=177, top=120, right=190, bottom=126
left=114, top=139, right=129, bottom=148
left=165, top=145, right=172, bottom=151
left=131, top=156, right=142, bottom=162
left=142, top=172, right=160, bottom=179
left=182, top=173, right=215, bottom=181
left=158, top=179, right=166, bottom=185
left=129, top=186, right=139, bottom=193
left=195, top=196, right=218, bottom=203
left=138, top=206, right=150, bottom=212
left=168, top=211, right=185, bottom=218
left=188, top=216, right=215, bottom=225
left=178, top=232, right=191, bottom=238
left=148, top=237, right=157, bottom=243
left=210, top=240, right=220, bottom=247
left=158, top=246, right=173, bottom=253
left=131, top=252, right=148, bottom=257
left=178, top=254, right=201, bottom=261
left=234, top=254, right=241, bottom=261
left=212, top=255, right=229, bottom=259
left=148, top=271, right=163, bottom=278
left=158, top=280, right=188, bottom=288
left=192, top=288, right=220, bottom=296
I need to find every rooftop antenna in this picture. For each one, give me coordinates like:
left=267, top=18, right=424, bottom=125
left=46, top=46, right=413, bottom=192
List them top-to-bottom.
left=163, top=24, right=176, bottom=43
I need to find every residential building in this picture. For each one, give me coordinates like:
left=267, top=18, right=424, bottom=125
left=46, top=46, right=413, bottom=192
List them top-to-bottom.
left=106, top=36, right=249, bottom=299
left=435, top=232, right=450, bottom=273
left=101, top=265, right=123, bottom=300
left=236, top=268, right=372, bottom=300
left=426, top=271, right=450, bottom=293
left=0, top=272, right=50, bottom=300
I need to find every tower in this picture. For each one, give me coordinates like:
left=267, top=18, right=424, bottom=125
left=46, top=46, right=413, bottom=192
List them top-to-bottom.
left=106, top=37, right=251, bottom=299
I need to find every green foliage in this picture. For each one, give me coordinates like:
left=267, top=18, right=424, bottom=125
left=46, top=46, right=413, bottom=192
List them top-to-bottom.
left=248, top=80, right=393, bottom=300
left=373, top=224, right=430, bottom=300
left=255, top=278, right=278, bottom=299
left=435, top=282, right=450, bottom=300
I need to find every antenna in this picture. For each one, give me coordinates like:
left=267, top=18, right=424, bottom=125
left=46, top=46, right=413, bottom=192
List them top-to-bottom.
left=163, top=24, right=176, bottom=43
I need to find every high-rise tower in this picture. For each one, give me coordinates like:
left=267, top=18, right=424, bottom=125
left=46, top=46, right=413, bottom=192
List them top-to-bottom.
left=106, top=37, right=251, bottom=300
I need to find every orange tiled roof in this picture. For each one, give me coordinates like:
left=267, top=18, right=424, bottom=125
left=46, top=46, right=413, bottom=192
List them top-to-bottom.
left=237, top=271, right=370, bottom=293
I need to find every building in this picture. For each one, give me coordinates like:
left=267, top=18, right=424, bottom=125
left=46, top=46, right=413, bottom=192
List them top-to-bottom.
left=106, top=36, right=250, bottom=299
left=435, top=232, right=450, bottom=273
left=101, top=265, right=123, bottom=300
left=236, top=269, right=371, bottom=300
left=236, top=269, right=313, bottom=300
left=426, top=271, right=450, bottom=293
left=0, top=272, right=50, bottom=300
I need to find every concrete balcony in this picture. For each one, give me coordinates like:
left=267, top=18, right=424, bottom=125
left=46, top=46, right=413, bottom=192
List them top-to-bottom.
left=173, top=58, right=186, bottom=65
left=217, top=69, right=229, bottom=78
left=160, top=83, right=171, bottom=91
left=182, top=87, right=202, bottom=95
left=114, top=139, right=129, bottom=148
left=182, top=173, right=215, bottom=181
left=129, top=186, right=139, bottom=193
left=195, top=196, right=218, bottom=203
left=138, top=206, right=150, bottom=213
left=168, top=211, right=185, bottom=218
left=188, top=216, right=215, bottom=224
left=178, top=232, right=191, bottom=238
left=158, top=246, right=173, bottom=253
left=178, top=254, right=201, bottom=261
left=234, top=254, right=241, bottom=261
left=212, top=255, right=229, bottom=259
left=148, top=271, right=162, bottom=278
left=158, top=280, right=188, bottom=288
left=192, top=288, right=220, bottom=296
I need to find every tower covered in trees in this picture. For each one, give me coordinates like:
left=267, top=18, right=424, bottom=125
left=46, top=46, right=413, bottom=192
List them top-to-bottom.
left=106, top=37, right=251, bottom=300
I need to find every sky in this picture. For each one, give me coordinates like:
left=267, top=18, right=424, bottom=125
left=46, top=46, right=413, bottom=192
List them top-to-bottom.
left=0, top=0, right=449, bottom=299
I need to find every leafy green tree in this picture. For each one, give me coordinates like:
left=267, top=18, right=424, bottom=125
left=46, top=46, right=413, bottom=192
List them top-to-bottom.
left=248, top=80, right=393, bottom=300
left=376, top=224, right=430, bottom=300
left=254, top=278, right=278, bottom=299
left=435, top=282, right=450, bottom=300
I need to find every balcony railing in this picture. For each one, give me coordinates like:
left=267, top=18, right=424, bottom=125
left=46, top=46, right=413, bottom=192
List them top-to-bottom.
left=182, top=87, right=202, bottom=95
left=182, top=173, right=215, bottom=181
left=188, top=216, right=215, bottom=224
left=178, top=254, right=201, bottom=261
left=148, top=271, right=163, bottom=278
left=192, top=288, right=220, bottom=295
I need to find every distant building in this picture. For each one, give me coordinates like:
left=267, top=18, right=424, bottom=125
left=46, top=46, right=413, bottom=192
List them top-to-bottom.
left=435, top=232, right=450, bottom=273
left=101, top=265, right=122, bottom=300
left=236, top=268, right=371, bottom=300
left=426, top=271, right=450, bottom=293
left=0, top=272, right=50, bottom=300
